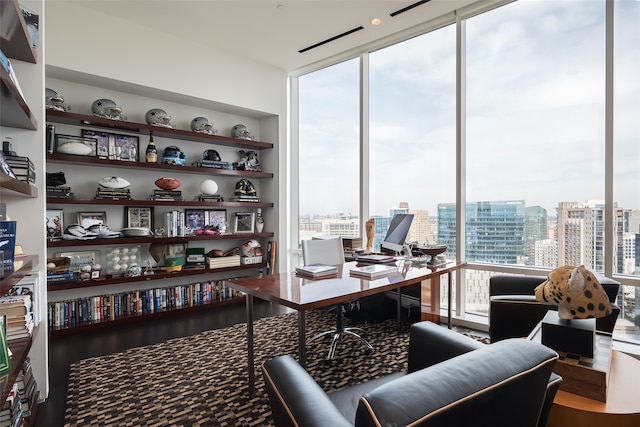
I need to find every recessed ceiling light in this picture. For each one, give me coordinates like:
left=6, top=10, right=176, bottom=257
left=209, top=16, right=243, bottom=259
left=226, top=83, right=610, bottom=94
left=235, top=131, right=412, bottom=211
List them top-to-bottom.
left=371, top=18, right=382, bottom=26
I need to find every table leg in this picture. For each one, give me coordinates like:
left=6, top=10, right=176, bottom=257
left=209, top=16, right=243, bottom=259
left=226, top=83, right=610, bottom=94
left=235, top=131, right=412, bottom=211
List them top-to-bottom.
left=447, top=272, right=452, bottom=329
left=396, top=288, right=402, bottom=332
left=246, top=294, right=255, bottom=396
left=298, top=311, right=306, bottom=368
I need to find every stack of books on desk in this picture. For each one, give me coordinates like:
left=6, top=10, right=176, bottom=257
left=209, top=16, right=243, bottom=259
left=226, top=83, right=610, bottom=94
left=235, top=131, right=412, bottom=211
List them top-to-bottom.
left=295, top=263, right=338, bottom=278
left=349, top=264, right=398, bottom=280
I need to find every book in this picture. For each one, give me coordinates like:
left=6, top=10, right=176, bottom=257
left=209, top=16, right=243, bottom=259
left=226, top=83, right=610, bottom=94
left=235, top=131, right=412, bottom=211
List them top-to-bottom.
left=355, top=254, right=396, bottom=264
left=295, top=263, right=338, bottom=278
left=349, top=264, right=399, bottom=280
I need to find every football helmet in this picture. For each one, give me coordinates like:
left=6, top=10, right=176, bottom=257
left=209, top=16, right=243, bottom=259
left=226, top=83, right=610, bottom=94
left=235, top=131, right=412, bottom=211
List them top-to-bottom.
left=45, top=88, right=71, bottom=112
left=91, top=98, right=127, bottom=120
left=145, top=108, right=175, bottom=128
left=191, top=117, right=217, bottom=135
left=230, top=124, right=254, bottom=140
left=163, top=146, right=186, bottom=166
left=203, top=149, right=221, bottom=161
left=234, top=179, right=257, bottom=196
left=241, top=239, right=264, bottom=257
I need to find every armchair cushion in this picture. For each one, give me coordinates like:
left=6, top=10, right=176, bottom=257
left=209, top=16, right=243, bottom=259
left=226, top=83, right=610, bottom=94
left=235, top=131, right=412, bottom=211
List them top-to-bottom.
left=262, top=321, right=560, bottom=427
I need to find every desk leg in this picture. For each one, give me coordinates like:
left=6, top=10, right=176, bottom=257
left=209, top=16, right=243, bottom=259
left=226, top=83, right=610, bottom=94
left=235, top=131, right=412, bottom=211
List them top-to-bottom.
left=447, top=273, right=452, bottom=329
left=421, top=277, right=442, bottom=323
left=396, top=288, right=402, bottom=332
left=246, top=294, right=255, bottom=396
left=298, top=311, right=306, bottom=368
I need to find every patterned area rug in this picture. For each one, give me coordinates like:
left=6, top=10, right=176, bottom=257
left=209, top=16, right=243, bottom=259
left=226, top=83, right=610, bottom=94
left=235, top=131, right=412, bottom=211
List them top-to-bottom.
left=64, top=310, right=416, bottom=426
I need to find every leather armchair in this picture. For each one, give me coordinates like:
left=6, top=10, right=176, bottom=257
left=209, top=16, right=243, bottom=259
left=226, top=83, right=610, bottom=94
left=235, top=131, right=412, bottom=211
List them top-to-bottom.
left=489, top=274, right=621, bottom=343
left=262, top=321, right=562, bottom=427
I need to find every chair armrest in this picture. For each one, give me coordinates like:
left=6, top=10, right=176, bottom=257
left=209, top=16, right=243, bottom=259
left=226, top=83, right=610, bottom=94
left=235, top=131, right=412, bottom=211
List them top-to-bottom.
left=407, top=321, right=484, bottom=373
left=261, top=355, right=351, bottom=427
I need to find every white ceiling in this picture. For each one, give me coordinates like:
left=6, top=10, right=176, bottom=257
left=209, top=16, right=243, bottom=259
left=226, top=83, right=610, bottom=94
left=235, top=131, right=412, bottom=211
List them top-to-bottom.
left=72, top=0, right=478, bottom=72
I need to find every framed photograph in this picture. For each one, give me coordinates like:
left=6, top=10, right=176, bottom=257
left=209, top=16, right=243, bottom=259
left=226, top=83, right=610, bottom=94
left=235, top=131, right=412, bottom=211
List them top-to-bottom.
left=82, top=129, right=110, bottom=158
left=54, top=134, right=97, bottom=157
left=114, top=134, right=139, bottom=162
left=125, top=206, right=154, bottom=229
left=46, top=209, right=63, bottom=241
left=185, top=209, right=206, bottom=230
left=208, top=209, right=227, bottom=232
left=77, top=211, right=106, bottom=228
left=234, top=212, right=255, bottom=233
left=55, top=250, right=99, bottom=272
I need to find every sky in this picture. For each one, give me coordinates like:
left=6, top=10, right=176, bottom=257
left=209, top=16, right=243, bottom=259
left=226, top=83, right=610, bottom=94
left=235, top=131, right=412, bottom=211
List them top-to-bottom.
left=298, top=0, right=639, bottom=218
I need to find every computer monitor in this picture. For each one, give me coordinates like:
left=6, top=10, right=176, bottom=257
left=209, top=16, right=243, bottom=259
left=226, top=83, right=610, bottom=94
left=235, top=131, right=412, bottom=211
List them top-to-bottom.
left=380, top=213, right=414, bottom=254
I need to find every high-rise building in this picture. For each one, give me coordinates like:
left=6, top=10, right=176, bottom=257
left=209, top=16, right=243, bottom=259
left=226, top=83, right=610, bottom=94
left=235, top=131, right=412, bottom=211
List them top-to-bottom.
left=438, top=200, right=525, bottom=264
left=525, top=206, right=548, bottom=266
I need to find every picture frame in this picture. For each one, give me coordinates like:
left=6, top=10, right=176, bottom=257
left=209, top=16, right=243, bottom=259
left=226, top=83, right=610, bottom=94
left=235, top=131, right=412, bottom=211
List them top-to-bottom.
left=82, top=129, right=110, bottom=158
left=54, top=134, right=98, bottom=157
left=114, top=134, right=139, bottom=162
left=125, top=206, right=154, bottom=229
left=46, top=209, right=63, bottom=241
left=185, top=209, right=206, bottom=230
left=208, top=209, right=227, bottom=232
left=77, top=211, right=106, bottom=228
left=234, top=212, right=255, bottom=233
left=55, top=250, right=99, bottom=272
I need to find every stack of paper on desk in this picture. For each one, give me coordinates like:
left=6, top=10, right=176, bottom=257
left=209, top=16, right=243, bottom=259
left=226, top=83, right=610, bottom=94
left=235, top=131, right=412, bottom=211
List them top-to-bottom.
left=349, top=264, right=398, bottom=279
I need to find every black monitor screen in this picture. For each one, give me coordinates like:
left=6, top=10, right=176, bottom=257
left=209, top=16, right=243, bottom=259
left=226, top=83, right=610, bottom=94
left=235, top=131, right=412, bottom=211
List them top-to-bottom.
left=381, top=213, right=414, bottom=253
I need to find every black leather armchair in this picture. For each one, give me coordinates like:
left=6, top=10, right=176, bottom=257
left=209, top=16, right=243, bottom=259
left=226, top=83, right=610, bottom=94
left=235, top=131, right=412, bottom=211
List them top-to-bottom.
left=489, top=274, right=621, bottom=343
left=262, top=321, right=562, bottom=427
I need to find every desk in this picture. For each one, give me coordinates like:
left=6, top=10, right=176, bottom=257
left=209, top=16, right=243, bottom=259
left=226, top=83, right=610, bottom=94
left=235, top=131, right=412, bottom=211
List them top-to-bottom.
left=228, top=260, right=466, bottom=394
left=546, top=350, right=640, bottom=427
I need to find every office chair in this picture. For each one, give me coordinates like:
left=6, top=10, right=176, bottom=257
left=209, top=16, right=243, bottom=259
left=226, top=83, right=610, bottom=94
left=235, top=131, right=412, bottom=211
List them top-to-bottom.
left=302, top=237, right=373, bottom=361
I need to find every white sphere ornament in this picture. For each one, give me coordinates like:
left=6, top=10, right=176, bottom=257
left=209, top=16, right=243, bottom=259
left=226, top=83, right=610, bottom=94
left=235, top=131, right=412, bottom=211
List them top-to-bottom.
left=200, top=179, right=219, bottom=195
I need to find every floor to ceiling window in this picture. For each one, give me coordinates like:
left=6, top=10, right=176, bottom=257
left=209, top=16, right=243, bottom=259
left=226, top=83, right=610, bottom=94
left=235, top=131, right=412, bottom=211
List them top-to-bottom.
left=293, top=0, right=639, bottom=338
left=369, top=24, right=457, bottom=253
left=298, top=59, right=360, bottom=245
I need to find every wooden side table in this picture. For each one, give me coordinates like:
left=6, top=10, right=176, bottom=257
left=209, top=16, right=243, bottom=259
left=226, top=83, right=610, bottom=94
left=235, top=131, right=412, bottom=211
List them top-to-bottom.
left=546, top=350, right=640, bottom=427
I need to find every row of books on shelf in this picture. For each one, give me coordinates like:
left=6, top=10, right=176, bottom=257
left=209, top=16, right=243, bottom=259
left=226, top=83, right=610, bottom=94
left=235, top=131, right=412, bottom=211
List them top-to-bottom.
left=166, top=210, right=186, bottom=237
left=47, top=279, right=243, bottom=328
left=1, top=358, right=37, bottom=427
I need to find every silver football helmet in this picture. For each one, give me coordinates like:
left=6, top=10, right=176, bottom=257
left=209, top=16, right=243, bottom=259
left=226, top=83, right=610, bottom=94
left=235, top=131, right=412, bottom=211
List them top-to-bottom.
left=45, top=88, right=71, bottom=112
left=91, top=98, right=127, bottom=120
left=145, top=108, right=176, bottom=128
left=190, top=117, right=217, bottom=135
left=231, top=124, right=254, bottom=140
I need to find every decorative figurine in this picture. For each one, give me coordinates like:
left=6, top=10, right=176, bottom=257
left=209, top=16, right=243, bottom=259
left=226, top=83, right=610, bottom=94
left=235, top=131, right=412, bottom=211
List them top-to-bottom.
left=45, top=88, right=71, bottom=112
left=91, top=98, right=127, bottom=120
left=145, top=108, right=176, bottom=128
left=190, top=117, right=217, bottom=135
left=230, top=124, right=254, bottom=140
left=233, top=150, right=260, bottom=171
left=255, top=208, right=264, bottom=233
left=365, top=218, right=375, bottom=254
left=534, top=265, right=612, bottom=320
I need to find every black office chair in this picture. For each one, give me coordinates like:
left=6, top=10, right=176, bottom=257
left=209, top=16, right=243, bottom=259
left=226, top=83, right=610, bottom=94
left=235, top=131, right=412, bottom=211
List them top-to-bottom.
left=302, top=237, right=373, bottom=361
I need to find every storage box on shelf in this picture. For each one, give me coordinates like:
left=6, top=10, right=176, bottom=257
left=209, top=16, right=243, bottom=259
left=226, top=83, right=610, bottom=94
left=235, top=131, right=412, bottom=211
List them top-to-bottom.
left=45, top=109, right=274, bottom=334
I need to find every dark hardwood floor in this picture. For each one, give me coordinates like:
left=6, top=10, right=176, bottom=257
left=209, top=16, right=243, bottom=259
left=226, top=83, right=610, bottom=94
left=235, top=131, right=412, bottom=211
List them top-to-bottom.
left=33, top=300, right=293, bottom=427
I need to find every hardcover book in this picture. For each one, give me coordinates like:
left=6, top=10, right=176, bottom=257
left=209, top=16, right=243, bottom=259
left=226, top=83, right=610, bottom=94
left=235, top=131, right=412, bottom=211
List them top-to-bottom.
left=0, top=221, right=17, bottom=272
left=295, top=263, right=338, bottom=278
left=349, top=264, right=399, bottom=280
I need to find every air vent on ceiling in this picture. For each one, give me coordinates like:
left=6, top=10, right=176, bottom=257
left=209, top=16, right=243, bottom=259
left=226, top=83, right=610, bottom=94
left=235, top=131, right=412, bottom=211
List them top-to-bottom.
left=390, top=0, right=433, bottom=17
left=298, top=26, right=364, bottom=53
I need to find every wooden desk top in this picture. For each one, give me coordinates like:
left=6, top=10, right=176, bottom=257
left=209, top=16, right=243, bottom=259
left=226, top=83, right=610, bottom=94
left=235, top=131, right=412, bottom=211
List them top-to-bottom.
left=228, top=260, right=466, bottom=311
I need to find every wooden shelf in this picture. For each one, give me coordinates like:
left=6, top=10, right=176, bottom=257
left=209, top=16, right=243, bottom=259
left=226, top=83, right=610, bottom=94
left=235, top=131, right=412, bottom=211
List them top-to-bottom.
left=0, top=0, right=37, bottom=63
left=0, top=67, right=38, bottom=130
left=46, top=110, right=273, bottom=149
left=46, top=153, right=273, bottom=178
left=0, top=173, right=38, bottom=197
left=47, top=196, right=273, bottom=208
left=47, top=232, right=274, bottom=248
left=0, top=255, right=38, bottom=296
left=48, top=262, right=267, bottom=291
left=48, top=297, right=243, bottom=337
left=0, top=336, right=33, bottom=404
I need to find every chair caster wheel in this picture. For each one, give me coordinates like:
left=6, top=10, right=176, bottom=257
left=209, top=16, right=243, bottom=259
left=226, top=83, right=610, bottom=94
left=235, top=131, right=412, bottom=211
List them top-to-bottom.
left=364, top=348, right=373, bottom=355
left=324, top=358, right=334, bottom=365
